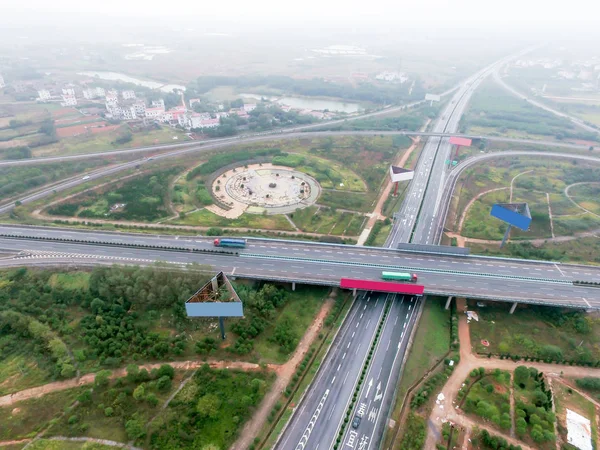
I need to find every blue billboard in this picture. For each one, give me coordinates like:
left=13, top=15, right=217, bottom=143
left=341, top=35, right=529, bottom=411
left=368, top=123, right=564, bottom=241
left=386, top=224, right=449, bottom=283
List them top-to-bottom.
left=490, top=204, right=531, bottom=231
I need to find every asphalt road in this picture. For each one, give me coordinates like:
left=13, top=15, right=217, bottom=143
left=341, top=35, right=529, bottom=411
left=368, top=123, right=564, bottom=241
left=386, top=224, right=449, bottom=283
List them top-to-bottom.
left=386, top=46, right=537, bottom=247
left=493, top=70, right=600, bottom=136
left=434, top=150, right=600, bottom=244
left=1, top=230, right=600, bottom=307
left=275, top=292, right=387, bottom=450
left=339, top=295, right=419, bottom=450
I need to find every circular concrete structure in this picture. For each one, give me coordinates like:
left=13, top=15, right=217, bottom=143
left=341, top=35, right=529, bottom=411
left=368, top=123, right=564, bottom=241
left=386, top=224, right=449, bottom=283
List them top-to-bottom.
left=219, top=165, right=320, bottom=215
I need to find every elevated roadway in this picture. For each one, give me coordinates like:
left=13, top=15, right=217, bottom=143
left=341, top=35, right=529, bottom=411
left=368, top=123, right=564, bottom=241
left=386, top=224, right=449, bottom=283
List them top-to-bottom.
left=0, top=226, right=599, bottom=308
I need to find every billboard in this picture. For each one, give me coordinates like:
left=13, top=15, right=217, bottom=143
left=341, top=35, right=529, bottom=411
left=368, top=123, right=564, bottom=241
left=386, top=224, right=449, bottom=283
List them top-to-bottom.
left=425, top=93, right=441, bottom=102
left=449, top=137, right=472, bottom=147
left=390, top=165, right=415, bottom=183
left=490, top=204, right=532, bottom=231
left=185, top=272, right=244, bottom=317
left=340, top=278, right=424, bottom=295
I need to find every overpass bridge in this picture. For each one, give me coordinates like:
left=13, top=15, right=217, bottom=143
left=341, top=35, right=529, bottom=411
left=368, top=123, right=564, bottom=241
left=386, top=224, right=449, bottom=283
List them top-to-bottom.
left=1, top=226, right=599, bottom=310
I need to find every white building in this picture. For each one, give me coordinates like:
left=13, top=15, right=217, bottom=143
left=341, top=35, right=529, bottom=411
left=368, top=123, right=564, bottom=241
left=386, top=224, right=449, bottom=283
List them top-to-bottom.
left=375, top=71, right=409, bottom=83
left=0, top=74, right=5, bottom=88
left=83, top=87, right=106, bottom=100
left=62, top=88, right=76, bottom=97
left=83, top=88, right=96, bottom=100
left=37, top=89, right=52, bottom=101
left=122, top=90, right=136, bottom=100
left=105, top=93, right=119, bottom=106
left=61, top=95, right=77, bottom=107
left=151, top=99, right=165, bottom=109
left=133, top=102, right=146, bottom=116
left=243, top=103, right=257, bottom=112
left=121, top=106, right=137, bottom=120
left=145, top=107, right=165, bottom=120
left=215, top=112, right=229, bottom=119
left=198, top=118, right=220, bottom=129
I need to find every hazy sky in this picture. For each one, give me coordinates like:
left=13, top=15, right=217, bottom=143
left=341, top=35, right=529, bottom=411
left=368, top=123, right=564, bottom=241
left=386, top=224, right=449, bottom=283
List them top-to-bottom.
left=1, top=0, right=598, bottom=31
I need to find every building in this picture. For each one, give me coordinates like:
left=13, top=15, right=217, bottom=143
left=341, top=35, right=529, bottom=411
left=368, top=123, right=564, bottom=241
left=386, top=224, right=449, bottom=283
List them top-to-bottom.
left=375, top=71, right=408, bottom=83
left=0, top=74, right=5, bottom=88
left=83, top=87, right=106, bottom=100
left=62, top=88, right=76, bottom=97
left=83, top=88, right=96, bottom=100
left=37, top=89, right=52, bottom=101
left=122, top=90, right=136, bottom=100
left=105, top=92, right=119, bottom=106
left=61, top=95, right=77, bottom=107
left=189, top=98, right=201, bottom=109
left=151, top=99, right=165, bottom=109
left=133, top=102, right=146, bottom=116
left=243, top=103, right=257, bottom=112
left=121, top=106, right=137, bottom=120
left=145, top=107, right=164, bottom=120
left=215, top=112, right=229, bottom=119
left=198, top=118, right=220, bottom=129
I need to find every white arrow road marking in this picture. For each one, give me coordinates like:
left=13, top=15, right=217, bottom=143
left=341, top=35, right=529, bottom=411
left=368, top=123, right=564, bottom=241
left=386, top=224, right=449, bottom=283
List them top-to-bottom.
left=365, top=378, right=373, bottom=398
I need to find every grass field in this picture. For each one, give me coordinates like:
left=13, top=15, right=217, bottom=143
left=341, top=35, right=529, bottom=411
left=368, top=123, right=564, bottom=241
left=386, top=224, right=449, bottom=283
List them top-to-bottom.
left=33, top=126, right=190, bottom=157
left=450, top=158, right=600, bottom=243
left=290, top=206, right=364, bottom=236
left=174, top=208, right=295, bottom=230
left=254, top=286, right=327, bottom=363
left=468, top=300, right=600, bottom=364
left=554, top=380, right=598, bottom=450
left=0, top=387, right=87, bottom=441
left=26, top=440, right=122, bottom=450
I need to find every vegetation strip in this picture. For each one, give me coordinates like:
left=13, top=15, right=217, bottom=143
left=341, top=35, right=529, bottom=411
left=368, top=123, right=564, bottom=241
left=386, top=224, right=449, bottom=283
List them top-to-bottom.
left=256, top=292, right=351, bottom=450
left=332, top=297, right=392, bottom=449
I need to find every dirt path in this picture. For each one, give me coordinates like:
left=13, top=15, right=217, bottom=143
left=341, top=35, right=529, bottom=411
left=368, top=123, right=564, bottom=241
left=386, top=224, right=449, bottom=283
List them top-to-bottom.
left=564, top=182, right=600, bottom=220
left=230, top=291, right=336, bottom=450
left=426, top=295, right=600, bottom=449
left=0, top=360, right=268, bottom=408
left=43, top=437, right=143, bottom=450
left=0, top=439, right=31, bottom=447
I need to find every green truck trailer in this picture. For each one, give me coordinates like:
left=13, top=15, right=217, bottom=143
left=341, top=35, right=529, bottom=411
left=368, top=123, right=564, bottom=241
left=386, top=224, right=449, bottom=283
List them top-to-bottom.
left=381, top=271, right=418, bottom=282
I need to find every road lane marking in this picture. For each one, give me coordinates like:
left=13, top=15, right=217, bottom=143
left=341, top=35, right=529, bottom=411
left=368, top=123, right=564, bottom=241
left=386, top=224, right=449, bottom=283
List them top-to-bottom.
left=583, top=298, right=591, bottom=307
left=342, top=352, right=346, bottom=360
left=337, top=364, right=341, bottom=372
left=331, top=376, right=336, bottom=384
left=294, top=389, right=329, bottom=450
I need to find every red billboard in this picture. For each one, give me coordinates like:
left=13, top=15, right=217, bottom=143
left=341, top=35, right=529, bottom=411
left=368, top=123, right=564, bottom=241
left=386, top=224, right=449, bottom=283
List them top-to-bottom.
left=449, top=137, right=472, bottom=147
left=340, top=278, right=424, bottom=295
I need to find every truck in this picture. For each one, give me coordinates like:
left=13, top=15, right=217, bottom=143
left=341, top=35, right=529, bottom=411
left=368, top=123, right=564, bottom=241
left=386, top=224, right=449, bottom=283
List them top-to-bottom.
left=213, top=238, right=247, bottom=249
left=381, top=271, right=418, bottom=282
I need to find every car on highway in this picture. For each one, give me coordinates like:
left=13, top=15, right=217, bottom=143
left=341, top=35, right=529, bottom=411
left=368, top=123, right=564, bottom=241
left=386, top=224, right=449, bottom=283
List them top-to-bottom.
left=82, top=175, right=90, bottom=180
left=352, top=415, right=361, bottom=429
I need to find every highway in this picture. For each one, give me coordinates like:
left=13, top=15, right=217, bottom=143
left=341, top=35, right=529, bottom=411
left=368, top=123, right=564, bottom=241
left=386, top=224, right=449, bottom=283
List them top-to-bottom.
left=0, top=131, right=592, bottom=168
left=1, top=226, right=600, bottom=306
left=275, top=292, right=387, bottom=450
left=338, top=295, right=418, bottom=450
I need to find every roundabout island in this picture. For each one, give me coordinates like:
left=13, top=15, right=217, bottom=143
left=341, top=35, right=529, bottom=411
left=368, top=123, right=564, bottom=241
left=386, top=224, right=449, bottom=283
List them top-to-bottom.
left=210, top=163, right=321, bottom=217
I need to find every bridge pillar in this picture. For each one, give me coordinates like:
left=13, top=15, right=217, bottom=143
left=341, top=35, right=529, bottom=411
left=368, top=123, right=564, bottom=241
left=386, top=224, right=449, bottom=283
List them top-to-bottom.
left=211, top=277, right=219, bottom=292
left=292, top=282, right=296, bottom=291
left=353, top=288, right=357, bottom=297
left=445, top=296, right=453, bottom=310
left=509, top=302, right=518, bottom=314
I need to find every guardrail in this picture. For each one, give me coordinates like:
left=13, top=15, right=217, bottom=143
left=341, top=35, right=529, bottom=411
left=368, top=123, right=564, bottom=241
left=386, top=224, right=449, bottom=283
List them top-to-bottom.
left=0, top=233, right=238, bottom=257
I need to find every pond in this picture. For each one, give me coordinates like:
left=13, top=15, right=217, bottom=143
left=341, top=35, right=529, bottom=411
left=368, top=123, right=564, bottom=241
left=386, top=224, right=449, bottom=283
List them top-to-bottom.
left=77, top=71, right=186, bottom=92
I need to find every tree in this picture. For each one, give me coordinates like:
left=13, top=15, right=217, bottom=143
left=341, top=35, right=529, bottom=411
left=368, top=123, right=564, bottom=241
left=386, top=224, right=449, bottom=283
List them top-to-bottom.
left=590, top=146, right=595, bottom=151
left=60, top=363, right=76, bottom=378
left=157, top=364, right=175, bottom=380
left=95, top=370, right=111, bottom=387
left=157, top=375, right=172, bottom=391
left=133, top=384, right=145, bottom=401
left=146, top=393, right=159, bottom=407
left=196, top=393, right=222, bottom=419
left=104, top=407, right=114, bottom=417
left=125, top=417, right=146, bottom=440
